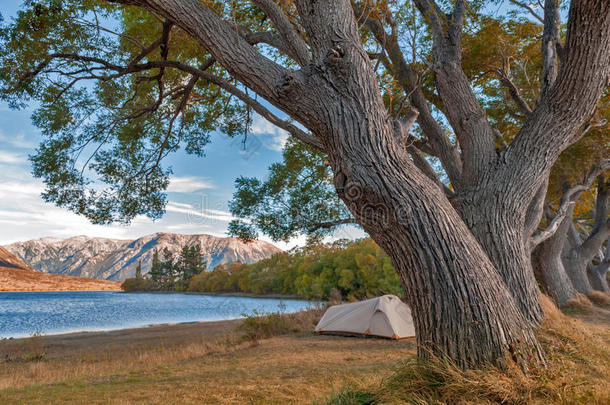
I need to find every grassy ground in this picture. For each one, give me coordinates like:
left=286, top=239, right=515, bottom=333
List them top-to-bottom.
left=1, top=296, right=608, bottom=404
left=0, top=308, right=415, bottom=404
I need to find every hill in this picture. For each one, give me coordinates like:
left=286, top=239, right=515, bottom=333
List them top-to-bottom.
left=4, top=233, right=282, bottom=281
left=0, top=246, right=120, bottom=291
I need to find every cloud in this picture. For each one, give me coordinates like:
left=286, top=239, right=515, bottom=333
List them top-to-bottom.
left=250, top=115, right=289, bottom=152
left=0, top=130, right=37, bottom=149
left=0, top=150, right=25, bottom=164
left=167, top=176, right=215, bottom=193
left=0, top=181, right=42, bottom=196
left=166, top=201, right=236, bottom=224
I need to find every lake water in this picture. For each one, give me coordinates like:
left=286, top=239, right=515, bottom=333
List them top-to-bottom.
left=0, top=291, right=314, bottom=339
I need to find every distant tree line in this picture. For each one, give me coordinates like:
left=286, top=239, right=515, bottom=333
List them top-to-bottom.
left=122, top=238, right=403, bottom=300
left=188, top=238, right=403, bottom=300
left=121, top=245, right=207, bottom=292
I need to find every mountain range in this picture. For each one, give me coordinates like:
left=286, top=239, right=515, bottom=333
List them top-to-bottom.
left=4, top=233, right=282, bottom=281
left=0, top=246, right=120, bottom=291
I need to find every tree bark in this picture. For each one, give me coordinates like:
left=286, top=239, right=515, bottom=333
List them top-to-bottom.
left=453, top=0, right=610, bottom=323
left=325, top=97, right=544, bottom=369
left=564, top=175, right=610, bottom=296
left=531, top=207, right=580, bottom=305
left=589, top=240, right=609, bottom=292
left=564, top=250, right=595, bottom=295
left=589, top=260, right=609, bottom=293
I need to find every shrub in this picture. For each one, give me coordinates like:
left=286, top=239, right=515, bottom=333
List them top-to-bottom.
left=121, top=277, right=156, bottom=292
left=237, top=307, right=325, bottom=342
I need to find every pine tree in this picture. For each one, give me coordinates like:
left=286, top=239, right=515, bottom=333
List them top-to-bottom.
left=161, top=247, right=175, bottom=290
left=149, top=250, right=162, bottom=284
left=135, top=260, right=142, bottom=279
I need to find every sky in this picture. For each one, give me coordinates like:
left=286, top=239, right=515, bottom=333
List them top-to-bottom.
left=0, top=1, right=364, bottom=248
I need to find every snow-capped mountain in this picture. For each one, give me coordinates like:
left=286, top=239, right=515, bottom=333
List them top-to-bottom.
left=4, top=233, right=282, bottom=281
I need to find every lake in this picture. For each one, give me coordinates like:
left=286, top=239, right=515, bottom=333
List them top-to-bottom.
left=0, top=291, right=314, bottom=339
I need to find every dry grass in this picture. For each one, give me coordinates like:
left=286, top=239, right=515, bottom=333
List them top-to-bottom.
left=587, top=291, right=610, bottom=308
left=562, top=293, right=595, bottom=314
left=322, top=295, right=610, bottom=405
left=0, top=308, right=415, bottom=404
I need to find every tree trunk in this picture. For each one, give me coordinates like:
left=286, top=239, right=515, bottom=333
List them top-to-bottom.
left=327, top=117, right=544, bottom=369
left=564, top=176, right=609, bottom=296
left=455, top=194, right=544, bottom=325
left=531, top=213, right=580, bottom=305
left=564, top=250, right=595, bottom=295
left=588, top=263, right=609, bottom=293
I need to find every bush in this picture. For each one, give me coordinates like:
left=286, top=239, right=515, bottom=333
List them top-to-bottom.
left=187, top=238, right=404, bottom=300
left=121, top=277, right=156, bottom=292
left=237, top=307, right=325, bottom=342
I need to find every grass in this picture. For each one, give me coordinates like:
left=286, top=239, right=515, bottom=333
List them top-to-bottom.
left=587, top=291, right=610, bottom=308
left=321, top=294, right=610, bottom=405
left=1, top=295, right=608, bottom=404
left=238, top=306, right=326, bottom=342
left=0, top=308, right=415, bottom=404
left=1, top=332, right=46, bottom=363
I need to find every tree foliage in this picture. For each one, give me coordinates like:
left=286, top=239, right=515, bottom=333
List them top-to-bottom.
left=0, top=0, right=251, bottom=223
left=229, top=137, right=353, bottom=242
left=188, top=238, right=403, bottom=299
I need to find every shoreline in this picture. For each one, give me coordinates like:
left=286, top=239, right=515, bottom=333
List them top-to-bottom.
left=0, top=289, right=121, bottom=293
left=1, top=289, right=307, bottom=300
left=119, top=290, right=308, bottom=300
left=1, top=306, right=321, bottom=341
left=2, top=317, right=245, bottom=342
left=1, top=318, right=247, bottom=361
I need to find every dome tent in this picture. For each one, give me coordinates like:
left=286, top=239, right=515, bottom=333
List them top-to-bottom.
left=314, top=295, right=415, bottom=339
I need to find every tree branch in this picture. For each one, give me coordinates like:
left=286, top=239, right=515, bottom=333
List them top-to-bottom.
left=108, top=0, right=299, bottom=120
left=250, top=0, right=310, bottom=66
left=412, top=0, right=497, bottom=185
left=503, top=0, right=610, bottom=207
left=509, top=0, right=545, bottom=24
left=540, top=0, right=561, bottom=100
left=355, top=2, right=463, bottom=189
left=496, top=68, right=533, bottom=116
left=531, top=162, right=609, bottom=248
left=531, top=201, right=576, bottom=248
left=307, top=218, right=357, bottom=233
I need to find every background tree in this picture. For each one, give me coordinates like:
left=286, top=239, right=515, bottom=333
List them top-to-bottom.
left=1, top=0, right=609, bottom=369
left=175, top=244, right=206, bottom=289
left=149, top=250, right=162, bottom=284
left=135, top=259, right=142, bottom=279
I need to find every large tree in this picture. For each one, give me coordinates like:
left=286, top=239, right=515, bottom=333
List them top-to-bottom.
left=1, top=0, right=609, bottom=369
